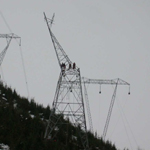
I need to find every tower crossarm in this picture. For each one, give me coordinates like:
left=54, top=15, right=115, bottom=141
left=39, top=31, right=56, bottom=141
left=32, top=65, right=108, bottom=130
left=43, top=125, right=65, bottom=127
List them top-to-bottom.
left=44, top=12, right=74, bottom=70
left=0, top=33, right=21, bottom=66
left=0, top=33, right=20, bottom=39
left=82, top=77, right=130, bottom=86
left=82, top=77, right=130, bottom=140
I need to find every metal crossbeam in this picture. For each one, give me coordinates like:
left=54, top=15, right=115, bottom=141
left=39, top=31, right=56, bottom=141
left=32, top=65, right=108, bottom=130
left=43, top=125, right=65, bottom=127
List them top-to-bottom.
left=0, top=33, right=20, bottom=66
left=82, top=77, right=130, bottom=140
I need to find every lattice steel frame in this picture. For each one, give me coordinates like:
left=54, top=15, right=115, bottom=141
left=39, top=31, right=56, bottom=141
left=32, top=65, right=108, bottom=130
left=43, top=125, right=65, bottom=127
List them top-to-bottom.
left=44, top=13, right=89, bottom=150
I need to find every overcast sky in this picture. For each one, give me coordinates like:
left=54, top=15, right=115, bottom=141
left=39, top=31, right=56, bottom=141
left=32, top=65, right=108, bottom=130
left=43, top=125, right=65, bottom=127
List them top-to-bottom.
left=0, top=1, right=150, bottom=150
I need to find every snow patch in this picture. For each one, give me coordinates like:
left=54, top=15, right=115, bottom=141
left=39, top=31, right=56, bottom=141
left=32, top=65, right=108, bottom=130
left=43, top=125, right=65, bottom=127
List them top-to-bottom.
left=2, top=97, right=7, bottom=101
left=13, top=103, right=17, bottom=108
left=30, top=114, right=35, bottom=118
left=72, top=135, right=77, bottom=140
left=0, top=143, right=10, bottom=150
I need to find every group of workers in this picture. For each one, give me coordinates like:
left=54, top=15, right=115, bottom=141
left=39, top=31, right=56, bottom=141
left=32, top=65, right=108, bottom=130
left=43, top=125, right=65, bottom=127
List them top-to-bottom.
left=61, top=62, right=76, bottom=71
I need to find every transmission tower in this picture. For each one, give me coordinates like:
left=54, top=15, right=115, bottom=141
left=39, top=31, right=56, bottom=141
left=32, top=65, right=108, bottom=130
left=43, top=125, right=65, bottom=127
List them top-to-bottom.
left=43, top=12, right=130, bottom=149
left=44, top=13, right=89, bottom=149
left=0, top=33, right=21, bottom=66
left=82, top=77, right=130, bottom=140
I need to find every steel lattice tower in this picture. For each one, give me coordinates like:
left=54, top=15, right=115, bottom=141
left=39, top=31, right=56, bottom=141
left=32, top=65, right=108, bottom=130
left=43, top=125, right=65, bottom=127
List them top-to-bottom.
left=44, top=13, right=89, bottom=149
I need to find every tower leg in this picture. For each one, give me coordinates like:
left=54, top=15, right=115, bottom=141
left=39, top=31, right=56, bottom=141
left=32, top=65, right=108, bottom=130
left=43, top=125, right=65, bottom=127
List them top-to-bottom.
left=44, top=70, right=89, bottom=149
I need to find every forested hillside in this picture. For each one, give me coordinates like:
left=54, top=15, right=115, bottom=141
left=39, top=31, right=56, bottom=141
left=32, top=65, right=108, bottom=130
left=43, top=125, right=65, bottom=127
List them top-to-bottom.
left=0, top=81, right=117, bottom=150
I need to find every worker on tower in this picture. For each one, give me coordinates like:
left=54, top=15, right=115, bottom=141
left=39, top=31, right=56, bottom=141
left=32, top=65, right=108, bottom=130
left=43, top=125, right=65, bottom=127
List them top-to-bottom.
left=61, top=63, right=66, bottom=75
left=61, top=63, right=65, bottom=69
left=69, top=63, right=72, bottom=70
left=73, top=63, right=76, bottom=69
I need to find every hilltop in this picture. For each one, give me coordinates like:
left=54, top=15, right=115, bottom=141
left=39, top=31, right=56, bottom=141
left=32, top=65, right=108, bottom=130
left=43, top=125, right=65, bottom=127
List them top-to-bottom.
left=0, top=81, right=117, bottom=150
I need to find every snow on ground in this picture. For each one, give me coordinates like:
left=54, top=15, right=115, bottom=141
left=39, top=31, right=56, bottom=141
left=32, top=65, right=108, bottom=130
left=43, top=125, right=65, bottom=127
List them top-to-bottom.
left=0, top=143, right=9, bottom=150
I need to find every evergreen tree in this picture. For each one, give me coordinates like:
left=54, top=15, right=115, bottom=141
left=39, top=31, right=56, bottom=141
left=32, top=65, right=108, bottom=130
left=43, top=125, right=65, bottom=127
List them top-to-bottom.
left=0, top=82, right=122, bottom=150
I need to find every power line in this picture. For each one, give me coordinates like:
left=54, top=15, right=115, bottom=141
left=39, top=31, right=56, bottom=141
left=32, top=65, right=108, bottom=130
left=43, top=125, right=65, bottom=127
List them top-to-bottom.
left=0, top=11, right=30, bottom=99
left=0, top=11, right=12, bottom=33
left=19, top=45, right=30, bottom=100
left=116, top=96, right=134, bottom=150
left=118, top=98, right=138, bottom=148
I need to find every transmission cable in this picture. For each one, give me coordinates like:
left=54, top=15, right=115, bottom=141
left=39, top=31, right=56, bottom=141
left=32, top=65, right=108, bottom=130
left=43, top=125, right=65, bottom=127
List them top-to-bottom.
left=0, top=11, right=30, bottom=99
left=0, top=11, right=12, bottom=33
left=19, top=45, right=30, bottom=99
left=107, top=85, right=134, bottom=150
left=109, top=90, right=128, bottom=138
left=115, top=92, right=134, bottom=150
left=117, top=97, right=138, bottom=148
left=120, top=109, right=133, bottom=150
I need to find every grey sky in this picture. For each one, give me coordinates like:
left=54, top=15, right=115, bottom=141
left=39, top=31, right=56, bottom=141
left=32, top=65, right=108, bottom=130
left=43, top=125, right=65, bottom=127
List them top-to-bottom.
left=0, top=1, right=150, bottom=150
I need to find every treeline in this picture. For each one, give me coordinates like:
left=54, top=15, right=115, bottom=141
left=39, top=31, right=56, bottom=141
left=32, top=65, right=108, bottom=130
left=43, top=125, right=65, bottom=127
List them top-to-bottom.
left=0, top=81, right=117, bottom=150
